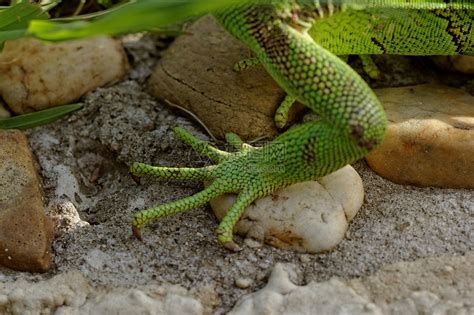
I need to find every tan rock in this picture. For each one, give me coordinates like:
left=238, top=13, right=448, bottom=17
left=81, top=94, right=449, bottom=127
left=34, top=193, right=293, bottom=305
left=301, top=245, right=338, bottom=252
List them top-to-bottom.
left=148, top=15, right=304, bottom=140
left=0, top=36, right=129, bottom=114
left=432, top=55, right=474, bottom=74
left=367, top=84, right=474, bottom=188
left=0, top=100, right=10, bottom=118
left=0, top=129, right=54, bottom=272
left=210, top=165, right=364, bottom=253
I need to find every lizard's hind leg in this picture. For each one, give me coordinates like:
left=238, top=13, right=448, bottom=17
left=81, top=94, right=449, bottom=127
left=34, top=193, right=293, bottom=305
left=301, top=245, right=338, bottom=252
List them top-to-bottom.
left=359, top=55, right=383, bottom=80
left=274, top=95, right=297, bottom=129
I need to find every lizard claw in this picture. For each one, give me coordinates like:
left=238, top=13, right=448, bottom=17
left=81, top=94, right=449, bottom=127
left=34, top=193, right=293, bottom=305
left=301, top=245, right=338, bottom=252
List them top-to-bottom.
left=131, top=174, right=141, bottom=185
left=132, top=225, right=144, bottom=242
left=223, top=241, right=242, bottom=252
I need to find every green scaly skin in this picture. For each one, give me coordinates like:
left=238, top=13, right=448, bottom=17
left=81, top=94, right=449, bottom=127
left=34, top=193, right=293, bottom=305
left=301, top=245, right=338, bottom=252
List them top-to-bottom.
left=131, top=1, right=473, bottom=251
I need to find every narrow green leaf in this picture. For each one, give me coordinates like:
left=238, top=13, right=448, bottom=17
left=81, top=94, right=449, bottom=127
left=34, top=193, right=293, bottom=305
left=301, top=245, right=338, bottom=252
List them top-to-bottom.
left=28, top=0, right=264, bottom=40
left=0, top=2, right=47, bottom=31
left=0, top=2, right=48, bottom=46
left=0, top=29, right=26, bottom=42
left=0, top=103, right=82, bottom=130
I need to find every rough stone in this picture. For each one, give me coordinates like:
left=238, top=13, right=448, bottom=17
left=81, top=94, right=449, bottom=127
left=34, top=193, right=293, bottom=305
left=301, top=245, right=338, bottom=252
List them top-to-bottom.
left=148, top=15, right=304, bottom=140
left=0, top=36, right=129, bottom=114
left=432, top=55, right=474, bottom=74
left=367, top=84, right=474, bottom=188
left=0, top=100, right=10, bottom=118
left=0, top=129, right=53, bottom=272
left=210, top=165, right=364, bottom=253
left=47, top=200, right=89, bottom=238
left=231, top=253, right=474, bottom=315
left=350, top=253, right=474, bottom=315
left=230, top=264, right=383, bottom=315
left=0, top=271, right=203, bottom=315
left=73, top=288, right=203, bottom=315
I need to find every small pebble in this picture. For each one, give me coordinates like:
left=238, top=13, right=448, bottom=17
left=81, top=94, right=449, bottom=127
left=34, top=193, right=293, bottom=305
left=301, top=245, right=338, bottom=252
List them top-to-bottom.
left=0, top=101, right=10, bottom=118
left=345, top=230, right=351, bottom=239
left=244, top=238, right=263, bottom=248
left=299, top=254, right=312, bottom=263
left=443, top=265, right=454, bottom=273
left=235, top=278, right=253, bottom=289
left=0, top=294, right=8, bottom=305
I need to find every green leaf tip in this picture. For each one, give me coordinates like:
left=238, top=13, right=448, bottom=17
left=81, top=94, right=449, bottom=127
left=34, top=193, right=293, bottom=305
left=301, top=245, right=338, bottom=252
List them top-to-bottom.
left=0, top=103, right=83, bottom=130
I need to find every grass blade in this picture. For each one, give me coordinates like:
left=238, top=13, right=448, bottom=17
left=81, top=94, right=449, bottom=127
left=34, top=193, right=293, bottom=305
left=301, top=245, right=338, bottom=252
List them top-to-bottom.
left=28, top=0, right=263, bottom=40
left=0, top=2, right=47, bottom=30
left=0, top=2, right=48, bottom=46
left=0, top=103, right=82, bottom=130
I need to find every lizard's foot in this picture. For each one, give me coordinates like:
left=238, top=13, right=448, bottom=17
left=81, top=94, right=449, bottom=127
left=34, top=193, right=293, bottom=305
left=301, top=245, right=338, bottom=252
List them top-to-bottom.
left=338, top=55, right=383, bottom=80
left=359, top=55, right=383, bottom=80
left=233, top=57, right=260, bottom=72
left=232, top=58, right=297, bottom=130
left=274, top=95, right=297, bottom=129
left=130, top=127, right=262, bottom=250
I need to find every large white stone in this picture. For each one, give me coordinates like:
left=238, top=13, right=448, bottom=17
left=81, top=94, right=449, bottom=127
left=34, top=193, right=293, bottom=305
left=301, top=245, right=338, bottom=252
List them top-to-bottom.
left=210, top=165, right=364, bottom=253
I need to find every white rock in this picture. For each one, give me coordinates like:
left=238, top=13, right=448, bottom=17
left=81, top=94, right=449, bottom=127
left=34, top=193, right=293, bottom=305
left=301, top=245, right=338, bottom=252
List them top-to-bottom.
left=0, top=36, right=129, bottom=114
left=0, top=100, right=10, bottom=118
left=210, top=165, right=364, bottom=253
left=47, top=200, right=89, bottom=236
left=84, top=249, right=110, bottom=270
left=231, top=254, right=474, bottom=315
left=230, top=263, right=382, bottom=315
left=0, top=271, right=203, bottom=315
left=0, top=272, right=90, bottom=314
left=235, top=278, right=253, bottom=289
left=75, top=289, right=202, bottom=315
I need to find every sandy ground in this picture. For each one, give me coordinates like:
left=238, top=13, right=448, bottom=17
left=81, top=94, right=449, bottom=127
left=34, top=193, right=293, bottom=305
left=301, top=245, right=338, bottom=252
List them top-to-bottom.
left=0, top=34, right=472, bottom=314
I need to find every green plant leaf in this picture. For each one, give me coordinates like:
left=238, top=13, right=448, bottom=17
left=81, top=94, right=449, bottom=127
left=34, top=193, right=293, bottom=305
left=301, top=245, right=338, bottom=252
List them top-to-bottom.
left=28, top=0, right=263, bottom=40
left=0, top=2, right=48, bottom=45
left=0, top=2, right=47, bottom=30
left=0, top=103, right=82, bottom=130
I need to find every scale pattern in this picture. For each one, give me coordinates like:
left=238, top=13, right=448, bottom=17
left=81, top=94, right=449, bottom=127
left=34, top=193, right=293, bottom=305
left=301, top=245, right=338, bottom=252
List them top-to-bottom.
left=131, top=0, right=472, bottom=250
left=310, top=3, right=473, bottom=55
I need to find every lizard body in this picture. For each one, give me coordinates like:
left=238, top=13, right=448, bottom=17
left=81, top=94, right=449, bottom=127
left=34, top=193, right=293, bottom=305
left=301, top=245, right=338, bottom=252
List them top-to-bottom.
left=130, top=0, right=473, bottom=250
left=309, top=1, right=473, bottom=55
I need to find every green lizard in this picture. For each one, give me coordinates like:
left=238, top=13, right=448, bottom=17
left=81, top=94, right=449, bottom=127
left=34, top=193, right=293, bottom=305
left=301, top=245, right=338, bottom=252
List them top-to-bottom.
left=130, top=0, right=473, bottom=251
